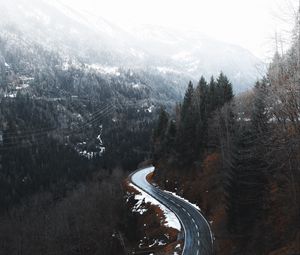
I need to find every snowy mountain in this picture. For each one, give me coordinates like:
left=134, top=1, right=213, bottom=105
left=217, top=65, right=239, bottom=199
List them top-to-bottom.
left=0, top=0, right=264, bottom=93
left=127, top=25, right=264, bottom=91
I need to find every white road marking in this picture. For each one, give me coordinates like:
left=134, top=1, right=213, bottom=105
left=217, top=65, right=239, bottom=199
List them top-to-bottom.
left=131, top=167, right=214, bottom=254
left=192, top=218, right=195, bottom=223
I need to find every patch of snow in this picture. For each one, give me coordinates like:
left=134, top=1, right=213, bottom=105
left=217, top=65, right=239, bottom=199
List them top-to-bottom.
left=87, top=64, right=121, bottom=76
left=157, top=66, right=180, bottom=75
left=19, top=76, right=34, bottom=82
left=132, top=83, right=142, bottom=89
left=16, top=84, right=29, bottom=90
left=4, top=92, right=17, bottom=98
left=146, top=105, right=154, bottom=113
left=75, top=113, right=83, bottom=121
left=237, top=117, right=251, bottom=122
left=76, top=126, right=105, bottom=158
left=97, top=134, right=103, bottom=145
left=98, top=146, right=106, bottom=154
left=79, top=150, right=98, bottom=159
left=129, top=183, right=181, bottom=231
left=158, top=240, right=166, bottom=246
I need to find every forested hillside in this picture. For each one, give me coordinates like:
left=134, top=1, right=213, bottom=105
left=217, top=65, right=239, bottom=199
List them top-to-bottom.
left=1, top=0, right=299, bottom=254
left=0, top=9, right=169, bottom=255
left=152, top=24, right=300, bottom=255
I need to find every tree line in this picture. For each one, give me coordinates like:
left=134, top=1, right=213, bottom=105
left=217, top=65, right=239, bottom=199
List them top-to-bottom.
left=152, top=66, right=299, bottom=253
left=152, top=72, right=233, bottom=167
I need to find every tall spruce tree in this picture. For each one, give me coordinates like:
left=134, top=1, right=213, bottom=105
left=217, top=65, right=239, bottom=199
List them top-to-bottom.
left=217, top=72, right=234, bottom=106
left=193, top=76, right=209, bottom=158
left=209, top=76, right=217, bottom=112
left=251, top=80, right=268, bottom=134
left=176, top=81, right=196, bottom=165
left=181, top=81, right=194, bottom=121
left=152, top=107, right=169, bottom=160
left=164, top=120, right=177, bottom=158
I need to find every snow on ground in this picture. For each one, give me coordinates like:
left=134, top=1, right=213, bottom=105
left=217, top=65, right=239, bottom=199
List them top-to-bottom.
left=87, top=64, right=121, bottom=76
left=157, top=66, right=180, bottom=75
left=132, top=83, right=142, bottom=89
left=16, top=84, right=30, bottom=90
left=4, top=92, right=17, bottom=98
left=146, top=105, right=154, bottom=113
left=76, top=126, right=105, bottom=159
left=129, top=183, right=181, bottom=231
left=163, top=187, right=215, bottom=244
left=148, top=239, right=166, bottom=247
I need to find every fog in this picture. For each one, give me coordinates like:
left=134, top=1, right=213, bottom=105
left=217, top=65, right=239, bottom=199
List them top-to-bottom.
left=0, top=0, right=296, bottom=90
left=60, top=0, right=299, bottom=59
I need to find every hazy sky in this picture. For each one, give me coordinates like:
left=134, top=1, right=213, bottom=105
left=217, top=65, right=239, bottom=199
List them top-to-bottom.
left=62, top=0, right=298, bottom=60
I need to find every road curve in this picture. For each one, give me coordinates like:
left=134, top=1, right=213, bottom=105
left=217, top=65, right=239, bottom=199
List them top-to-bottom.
left=130, top=166, right=214, bottom=255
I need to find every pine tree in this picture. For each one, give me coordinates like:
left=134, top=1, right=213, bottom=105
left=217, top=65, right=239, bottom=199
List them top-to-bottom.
left=217, top=72, right=234, bottom=106
left=193, top=76, right=209, bottom=158
left=208, top=76, right=217, bottom=112
left=251, top=80, right=268, bottom=134
left=176, top=81, right=196, bottom=165
left=181, top=81, right=194, bottom=121
left=152, top=107, right=169, bottom=160
left=153, top=107, right=169, bottom=139
left=164, top=120, right=177, bottom=157
left=226, top=125, right=268, bottom=251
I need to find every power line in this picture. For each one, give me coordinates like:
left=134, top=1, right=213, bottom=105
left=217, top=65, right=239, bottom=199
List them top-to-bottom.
left=0, top=99, right=154, bottom=150
left=0, top=102, right=116, bottom=150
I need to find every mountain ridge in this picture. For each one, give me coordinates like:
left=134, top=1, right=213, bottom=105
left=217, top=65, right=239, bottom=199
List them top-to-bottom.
left=0, top=0, right=264, bottom=93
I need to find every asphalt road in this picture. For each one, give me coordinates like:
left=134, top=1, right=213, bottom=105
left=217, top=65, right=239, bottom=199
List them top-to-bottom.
left=130, top=166, right=214, bottom=255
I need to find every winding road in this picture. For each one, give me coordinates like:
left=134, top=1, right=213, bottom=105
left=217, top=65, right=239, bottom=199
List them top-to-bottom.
left=130, top=166, right=214, bottom=255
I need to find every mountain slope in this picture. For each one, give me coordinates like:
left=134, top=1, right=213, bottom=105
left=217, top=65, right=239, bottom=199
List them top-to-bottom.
left=0, top=0, right=264, bottom=93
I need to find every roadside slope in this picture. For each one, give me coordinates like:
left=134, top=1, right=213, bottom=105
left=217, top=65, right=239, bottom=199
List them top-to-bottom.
left=130, top=166, right=214, bottom=255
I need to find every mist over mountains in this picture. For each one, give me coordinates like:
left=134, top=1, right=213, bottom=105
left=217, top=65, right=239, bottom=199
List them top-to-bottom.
left=0, top=0, right=264, bottom=95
